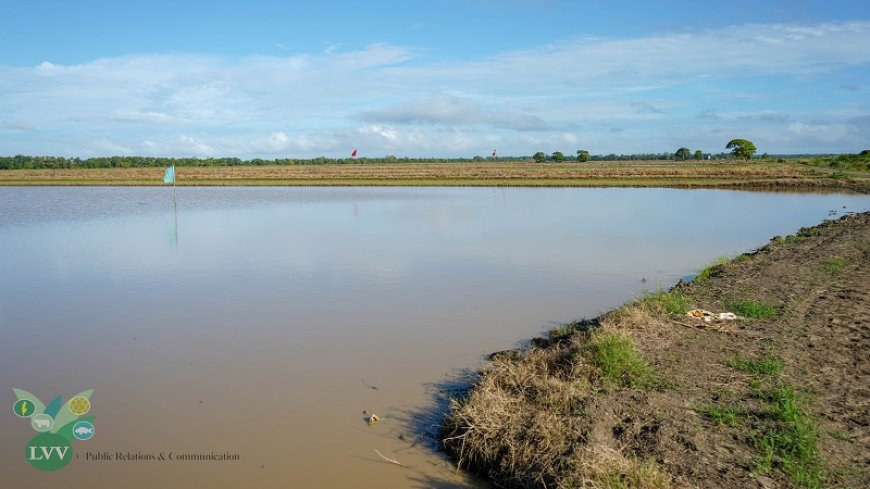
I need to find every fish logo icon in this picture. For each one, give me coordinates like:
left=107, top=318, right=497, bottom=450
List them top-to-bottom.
left=72, top=421, right=95, bottom=441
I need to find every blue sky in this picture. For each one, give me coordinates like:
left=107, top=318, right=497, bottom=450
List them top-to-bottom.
left=1, top=0, right=869, bottom=158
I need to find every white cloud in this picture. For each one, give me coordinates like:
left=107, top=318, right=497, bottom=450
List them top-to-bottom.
left=1, top=22, right=869, bottom=156
left=361, top=92, right=549, bottom=130
left=1, top=121, right=35, bottom=131
left=786, top=121, right=857, bottom=143
left=141, top=135, right=216, bottom=157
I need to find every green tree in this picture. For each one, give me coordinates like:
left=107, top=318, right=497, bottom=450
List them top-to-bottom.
left=725, top=139, right=757, bottom=160
left=675, top=147, right=691, bottom=161
left=576, top=149, right=590, bottom=162
left=694, top=150, right=703, bottom=160
left=532, top=151, right=547, bottom=163
left=552, top=151, right=564, bottom=162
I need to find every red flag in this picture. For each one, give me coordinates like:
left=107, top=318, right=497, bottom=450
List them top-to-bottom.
left=351, top=149, right=358, bottom=157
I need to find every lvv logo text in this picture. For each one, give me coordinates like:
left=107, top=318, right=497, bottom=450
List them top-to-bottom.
left=12, top=388, right=95, bottom=471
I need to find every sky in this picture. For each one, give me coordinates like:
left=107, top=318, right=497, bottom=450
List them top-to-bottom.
left=1, top=0, right=869, bottom=158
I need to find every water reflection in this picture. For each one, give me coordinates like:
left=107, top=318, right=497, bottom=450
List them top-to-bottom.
left=0, top=187, right=867, bottom=489
left=170, top=197, right=179, bottom=250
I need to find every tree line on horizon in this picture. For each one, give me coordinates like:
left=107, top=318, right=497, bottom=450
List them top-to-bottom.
left=2, top=141, right=867, bottom=170
left=0, top=153, right=728, bottom=169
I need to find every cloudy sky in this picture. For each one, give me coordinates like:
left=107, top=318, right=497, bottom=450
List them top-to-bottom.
left=1, top=0, right=868, bottom=158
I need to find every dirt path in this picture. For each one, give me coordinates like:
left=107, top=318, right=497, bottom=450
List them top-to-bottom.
left=442, top=212, right=869, bottom=488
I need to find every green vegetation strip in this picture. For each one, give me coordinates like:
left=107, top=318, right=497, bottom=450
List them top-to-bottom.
left=0, top=177, right=846, bottom=188
left=695, top=256, right=730, bottom=281
left=823, top=257, right=847, bottom=274
left=642, top=290, right=691, bottom=315
left=726, top=299, right=779, bottom=319
left=585, top=332, right=658, bottom=390
left=728, top=356, right=784, bottom=376
left=699, top=357, right=824, bottom=489
left=754, top=385, right=823, bottom=489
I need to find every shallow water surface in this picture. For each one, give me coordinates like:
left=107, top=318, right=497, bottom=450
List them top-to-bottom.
left=1, top=187, right=867, bottom=488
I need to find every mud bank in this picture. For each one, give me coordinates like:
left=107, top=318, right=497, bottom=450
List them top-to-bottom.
left=442, top=212, right=869, bottom=488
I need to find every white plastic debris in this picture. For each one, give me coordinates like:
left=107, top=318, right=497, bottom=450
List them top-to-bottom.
left=686, top=309, right=740, bottom=323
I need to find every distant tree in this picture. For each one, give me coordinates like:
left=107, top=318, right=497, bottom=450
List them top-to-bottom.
left=725, top=139, right=757, bottom=160
left=675, top=147, right=691, bottom=161
left=576, top=149, right=590, bottom=162
left=693, top=150, right=703, bottom=160
left=532, top=151, right=547, bottom=163
left=552, top=151, right=564, bottom=162
left=384, top=155, right=398, bottom=163
left=472, top=155, right=485, bottom=162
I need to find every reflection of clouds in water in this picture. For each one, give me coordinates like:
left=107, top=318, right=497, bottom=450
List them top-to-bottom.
left=2, top=188, right=868, bottom=290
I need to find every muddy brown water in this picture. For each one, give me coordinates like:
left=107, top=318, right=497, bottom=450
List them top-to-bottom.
left=1, top=187, right=868, bottom=488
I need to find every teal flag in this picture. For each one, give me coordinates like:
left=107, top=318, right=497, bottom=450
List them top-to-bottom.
left=163, top=166, right=175, bottom=184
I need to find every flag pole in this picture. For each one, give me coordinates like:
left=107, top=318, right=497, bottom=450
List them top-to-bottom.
left=173, top=167, right=177, bottom=209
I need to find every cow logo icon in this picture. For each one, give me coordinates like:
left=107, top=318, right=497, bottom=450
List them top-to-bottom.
left=12, top=388, right=95, bottom=472
left=13, top=399, right=35, bottom=418
left=31, top=414, right=53, bottom=433
left=72, top=421, right=95, bottom=441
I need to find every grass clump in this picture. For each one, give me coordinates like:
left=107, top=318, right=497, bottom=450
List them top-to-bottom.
left=806, top=151, right=870, bottom=172
left=695, top=256, right=730, bottom=281
left=822, top=257, right=847, bottom=274
left=642, top=290, right=691, bottom=315
left=727, top=299, right=778, bottom=319
left=442, top=324, right=666, bottom=487
left=586, top=332, right=657, bottom=390
left=441, top=346, right=591, bottom=487
left=729, top=356, right=784, bottom=377
left=717, top=357, right=825, bottom=488
left=753, top=386, right=824, bottom=489
left=697, top=404, right=745, bottom=427
left=829, top=431, right=854, bottom=443
left=559, top=448, right=671, bottom=489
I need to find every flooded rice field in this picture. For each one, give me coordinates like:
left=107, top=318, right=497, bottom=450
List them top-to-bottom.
left=1, top=187, right=868, bottom=488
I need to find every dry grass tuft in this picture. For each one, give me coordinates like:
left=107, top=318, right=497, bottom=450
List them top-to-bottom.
left=442, top=305, right=671, bottom=488
left=442, top=346, right=591, bottom=487
left=559, top=448, right=673, bottom=489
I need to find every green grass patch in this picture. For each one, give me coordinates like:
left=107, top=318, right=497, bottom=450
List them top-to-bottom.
left=805, top=151, right=870, bottom=172
left=771, top=234, right=803, bottom=245
left=695, top=256, right=730, bottom=281
left=823, top=257, right=847, bottom=274
left=643, top=289, right=691, bottom=315
left=728, top=299, right=779, bottom=319
left=547, top=323, right=576, bottom=340
left=586, top=332, right=658, bottom=390
left=729, top=356, right=784, bottom=377
left=699, top=358, right=825, bottom=487
left=753, top=386, right=824, bottom=488
left=697, top=403, right=745, bottom=427
left=830, top=431, right=854, bottom=443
